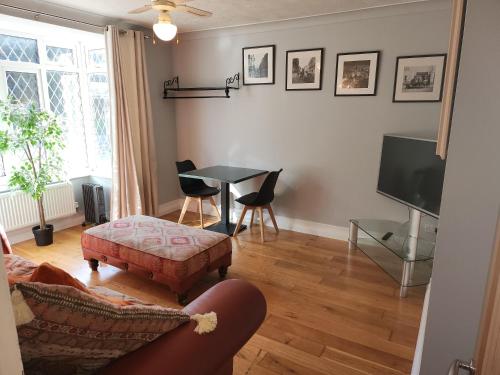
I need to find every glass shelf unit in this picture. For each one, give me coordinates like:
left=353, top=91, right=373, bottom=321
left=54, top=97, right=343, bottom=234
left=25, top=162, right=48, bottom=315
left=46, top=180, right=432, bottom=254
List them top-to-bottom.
left=348, top=218, right=435, bottom=297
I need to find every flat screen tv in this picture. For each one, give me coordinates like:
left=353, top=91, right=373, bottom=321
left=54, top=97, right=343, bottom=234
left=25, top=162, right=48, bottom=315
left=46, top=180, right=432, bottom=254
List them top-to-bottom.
left=377, top=134, right=446, bottom=218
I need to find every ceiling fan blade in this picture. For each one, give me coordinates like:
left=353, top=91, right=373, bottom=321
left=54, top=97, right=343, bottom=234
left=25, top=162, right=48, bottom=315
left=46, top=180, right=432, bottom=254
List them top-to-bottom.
left=128, top=4, right=153, bottom=14
left=175, top=4, right=212, bottom=16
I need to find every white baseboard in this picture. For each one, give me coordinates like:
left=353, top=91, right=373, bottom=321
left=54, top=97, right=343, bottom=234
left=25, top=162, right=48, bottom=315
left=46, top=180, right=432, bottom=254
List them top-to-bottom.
left=158, top=198, right=349, bottom=241
left=158, top=200, right=183, bottom=216
left=229, top=206, right=350, bottom=241
left=7, top=213, right=85, bottom=245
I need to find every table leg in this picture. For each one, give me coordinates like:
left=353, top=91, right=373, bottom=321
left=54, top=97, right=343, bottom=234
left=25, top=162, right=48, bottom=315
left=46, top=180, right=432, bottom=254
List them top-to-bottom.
left=206, top=182, right=247, bottom=236
left=221, top=182, right=230, bottom=225
left=400, top=260, right=411, bottom=298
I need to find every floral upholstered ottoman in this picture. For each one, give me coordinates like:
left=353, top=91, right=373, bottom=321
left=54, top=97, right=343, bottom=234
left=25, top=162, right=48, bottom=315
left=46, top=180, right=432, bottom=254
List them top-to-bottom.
left=81, top=215, right=232, bottom=304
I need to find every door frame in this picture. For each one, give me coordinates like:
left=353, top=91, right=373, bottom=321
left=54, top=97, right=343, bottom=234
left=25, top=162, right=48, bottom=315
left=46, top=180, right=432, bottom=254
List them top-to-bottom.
left=474, top=210, right=500, bottom=373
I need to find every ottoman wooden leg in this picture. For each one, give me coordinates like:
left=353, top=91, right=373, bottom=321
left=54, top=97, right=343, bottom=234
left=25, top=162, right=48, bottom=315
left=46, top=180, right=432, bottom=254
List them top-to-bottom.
left=88, top=259, right=99, bottom=271
left=218, top=266, right=228, bottom=279
left=177, top=293, right=189, bottom=306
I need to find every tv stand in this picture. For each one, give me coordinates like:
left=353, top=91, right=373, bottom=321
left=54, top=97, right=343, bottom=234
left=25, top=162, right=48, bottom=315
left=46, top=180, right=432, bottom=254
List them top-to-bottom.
left=348, top=208, right=435, bottom=297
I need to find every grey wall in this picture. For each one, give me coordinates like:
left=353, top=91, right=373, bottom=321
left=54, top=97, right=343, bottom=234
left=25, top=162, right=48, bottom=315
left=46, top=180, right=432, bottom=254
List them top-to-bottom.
left=420, top=0, right=500, bottom=372
left=172, top=2, right=451, bottom=228
left=144, top=35, right=179, bottom=206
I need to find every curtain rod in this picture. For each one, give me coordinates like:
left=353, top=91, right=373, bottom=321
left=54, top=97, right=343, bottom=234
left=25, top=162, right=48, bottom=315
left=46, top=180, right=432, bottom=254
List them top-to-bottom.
left=0, top=3, right=152, bottom=39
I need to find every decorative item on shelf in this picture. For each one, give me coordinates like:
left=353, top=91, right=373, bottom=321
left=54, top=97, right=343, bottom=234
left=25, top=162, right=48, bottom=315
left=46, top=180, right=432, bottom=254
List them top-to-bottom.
left=128, top=1, right=213, bottom=42
left=242, top=45, right=276, bottom=85
left=286, top=48, right=324, bottom=91
left=335, top=51, right=381, bottom=96
left=393, top=54, right=447, bottom=102
left=163, top=73, right=240, bottom=99
left=0, top=100, right=65, bottom=246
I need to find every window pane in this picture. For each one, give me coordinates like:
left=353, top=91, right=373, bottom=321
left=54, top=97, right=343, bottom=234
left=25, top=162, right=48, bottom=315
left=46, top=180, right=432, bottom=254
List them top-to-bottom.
left=0, top=34, right=39, bottom=63
left=46, top=45, right=74, bottom=65
left=88, top=49, right=106, bottom=68
left=46, top=70, right=88, bottom=174
left=6, top=71, right=40, bottom=107
left=87, top=73, right=111, bottom=162
left=0, top=155, right=5, bottom=177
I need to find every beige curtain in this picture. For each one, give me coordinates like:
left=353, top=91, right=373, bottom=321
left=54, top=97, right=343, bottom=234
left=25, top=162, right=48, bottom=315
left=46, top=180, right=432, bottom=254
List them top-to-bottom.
left=436, top=0, right=466, bottom=159
left=106, top=26, right=158, bottom=219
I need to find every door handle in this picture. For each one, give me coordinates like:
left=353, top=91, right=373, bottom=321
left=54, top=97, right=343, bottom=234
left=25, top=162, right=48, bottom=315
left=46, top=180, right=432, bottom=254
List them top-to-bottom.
left=448, top=359, right=476, bottom=375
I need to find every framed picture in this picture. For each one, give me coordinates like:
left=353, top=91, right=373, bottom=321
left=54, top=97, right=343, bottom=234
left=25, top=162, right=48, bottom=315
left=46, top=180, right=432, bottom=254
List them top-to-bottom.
left=242, top=45, right=275, bottom=85
left=286, top=48, right=324, bottom=90
left=335, top=51, right=380, bottom=96
left=393, top=54, right=447, bottom=102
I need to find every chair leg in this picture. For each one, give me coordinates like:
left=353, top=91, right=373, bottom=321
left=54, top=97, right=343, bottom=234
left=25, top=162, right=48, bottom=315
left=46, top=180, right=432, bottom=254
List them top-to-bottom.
left=209, top=196, right=221, bottom=220
left=178, top=197, right=191, bottom=224
left=198, top=197, right=204, bottom=229
left=267, top=204, right=279, bottom=234
left=233, top=206, right=248, bottom=237
left=258, top=207, right=265, bottom=243
left=250, top=208, right=255, bottom=227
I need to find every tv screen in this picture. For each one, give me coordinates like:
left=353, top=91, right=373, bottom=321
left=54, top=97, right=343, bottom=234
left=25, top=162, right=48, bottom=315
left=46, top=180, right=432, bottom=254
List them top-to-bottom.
left=377, top=135, right=446, bottom=218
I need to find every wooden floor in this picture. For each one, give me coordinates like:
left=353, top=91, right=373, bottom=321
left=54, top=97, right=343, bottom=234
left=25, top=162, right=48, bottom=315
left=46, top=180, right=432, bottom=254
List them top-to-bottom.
left=12, top=211, right=425, bottom=375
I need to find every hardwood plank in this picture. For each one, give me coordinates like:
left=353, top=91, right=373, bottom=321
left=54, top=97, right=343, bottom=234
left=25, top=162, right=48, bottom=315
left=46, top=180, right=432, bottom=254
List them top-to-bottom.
left=10, top=210, right=424, bottom=374
left=322, top=347, right=408, bottom=375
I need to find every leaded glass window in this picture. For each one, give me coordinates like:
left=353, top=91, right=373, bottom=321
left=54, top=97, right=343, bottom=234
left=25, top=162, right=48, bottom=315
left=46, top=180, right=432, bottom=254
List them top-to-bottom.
left=0, top=34, right=39, bottom=63
left=46, top=46, right=74, bottom=65
left=88, top=49, right=106, bottom=68
left=46, top=70, right=89, bottom=171
left=6, top=71, right=40, bottom=107
left=87, top=73, right=111, bottom=161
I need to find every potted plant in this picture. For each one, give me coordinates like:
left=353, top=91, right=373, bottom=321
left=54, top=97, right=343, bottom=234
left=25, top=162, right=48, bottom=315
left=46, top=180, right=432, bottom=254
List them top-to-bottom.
left=0, top=100, right=64, bottom=246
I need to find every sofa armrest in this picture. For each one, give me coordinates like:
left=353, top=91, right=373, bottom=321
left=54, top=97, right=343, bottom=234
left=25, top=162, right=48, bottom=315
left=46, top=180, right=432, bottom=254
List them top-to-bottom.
left=1, top=224, right=12, bottom=254
left=101, top=279, right=266, bottom=375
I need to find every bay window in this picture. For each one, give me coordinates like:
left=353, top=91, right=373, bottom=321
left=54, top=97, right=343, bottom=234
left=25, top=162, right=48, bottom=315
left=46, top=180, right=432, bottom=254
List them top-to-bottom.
left=0, top=17, right=111, bottom=192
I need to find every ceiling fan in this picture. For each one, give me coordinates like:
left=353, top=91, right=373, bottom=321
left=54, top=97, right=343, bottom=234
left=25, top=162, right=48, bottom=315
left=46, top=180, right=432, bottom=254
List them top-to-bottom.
left=128, top=0, right=212, bottom=41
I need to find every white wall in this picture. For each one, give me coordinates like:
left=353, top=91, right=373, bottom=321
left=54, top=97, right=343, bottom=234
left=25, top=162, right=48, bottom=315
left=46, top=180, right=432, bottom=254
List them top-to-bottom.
left=419, top=0, right=500, bottom=372
left=172, top=2, right=451, bottom=230
left=0, top=251, right=23, bottom=375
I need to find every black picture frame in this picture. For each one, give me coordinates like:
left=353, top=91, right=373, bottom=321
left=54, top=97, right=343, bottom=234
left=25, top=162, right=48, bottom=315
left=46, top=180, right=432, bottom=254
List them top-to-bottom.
left=242, top=45, right=276, bottom=85
left=285, top=48, right=324, bottom=91
left=334, top=50, right=381, bottom=96
left=392, top=54, right=447, bottom=103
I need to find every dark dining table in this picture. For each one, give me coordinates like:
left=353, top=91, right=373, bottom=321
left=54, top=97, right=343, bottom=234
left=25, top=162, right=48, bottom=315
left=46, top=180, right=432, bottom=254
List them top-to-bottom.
left=178, top=165, right=268, bottom=235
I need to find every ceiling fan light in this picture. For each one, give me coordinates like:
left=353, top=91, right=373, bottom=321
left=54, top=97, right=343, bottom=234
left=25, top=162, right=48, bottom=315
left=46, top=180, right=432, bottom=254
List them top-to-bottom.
left=153, top=22, right=177, bottom=41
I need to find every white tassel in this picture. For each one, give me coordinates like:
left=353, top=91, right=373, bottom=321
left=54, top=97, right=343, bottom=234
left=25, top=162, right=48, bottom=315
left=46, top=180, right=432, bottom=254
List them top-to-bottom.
left=10, top=287, right=34, bottom=326
left=190, top=312, right=217, bottom=335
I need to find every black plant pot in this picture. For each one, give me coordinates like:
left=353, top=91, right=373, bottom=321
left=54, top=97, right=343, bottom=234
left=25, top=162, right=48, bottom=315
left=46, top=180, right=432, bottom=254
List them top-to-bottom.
left=32, top=224, right=54, bottom=246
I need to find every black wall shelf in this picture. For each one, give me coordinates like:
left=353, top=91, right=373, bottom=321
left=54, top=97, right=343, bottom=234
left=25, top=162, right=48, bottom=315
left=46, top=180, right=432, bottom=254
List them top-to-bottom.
left=163, top=73, right=240, bottom=99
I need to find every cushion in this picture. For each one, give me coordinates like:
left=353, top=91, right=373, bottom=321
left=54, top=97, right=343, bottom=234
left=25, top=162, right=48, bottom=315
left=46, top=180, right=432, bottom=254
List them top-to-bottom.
left=84, top=215, right=229, bottom=262
left=4, top=254, right=38, bottom=283
left=6, top=260, right=136, bottom=307
left=29, top=262, right=89, bottom=292
left=29, top=262, right=136, bottom=306
left=14, top=281, right=190, bottom=375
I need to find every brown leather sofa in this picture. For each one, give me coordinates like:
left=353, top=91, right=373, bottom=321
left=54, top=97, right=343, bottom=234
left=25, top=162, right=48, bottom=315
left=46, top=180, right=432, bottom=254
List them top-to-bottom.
left=100, top=278, right=266, bottom=375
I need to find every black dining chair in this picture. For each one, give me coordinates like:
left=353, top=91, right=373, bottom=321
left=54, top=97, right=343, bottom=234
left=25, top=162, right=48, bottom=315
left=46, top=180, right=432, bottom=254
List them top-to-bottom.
left=176, top=160, right=220, bottom=228
left=233, top=169, right=283, bottom=242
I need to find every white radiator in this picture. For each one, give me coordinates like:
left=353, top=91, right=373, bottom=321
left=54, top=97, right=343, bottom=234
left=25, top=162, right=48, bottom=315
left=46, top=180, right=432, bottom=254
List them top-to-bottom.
left=0, top=182, right=76, bottom=231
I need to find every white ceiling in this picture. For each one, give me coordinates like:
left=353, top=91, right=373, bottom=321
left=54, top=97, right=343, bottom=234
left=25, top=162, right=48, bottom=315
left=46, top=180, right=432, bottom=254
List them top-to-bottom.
left=42, top=0, right=435, bottom=32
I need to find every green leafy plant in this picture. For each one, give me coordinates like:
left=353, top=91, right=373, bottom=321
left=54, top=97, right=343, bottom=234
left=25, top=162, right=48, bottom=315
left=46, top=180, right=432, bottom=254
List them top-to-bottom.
left=0, top=99, right=65, bottom=230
